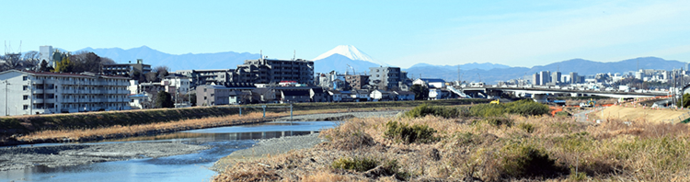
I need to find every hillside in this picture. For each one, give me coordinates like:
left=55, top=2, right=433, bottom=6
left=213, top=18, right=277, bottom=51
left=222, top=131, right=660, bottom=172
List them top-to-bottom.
left=78, top=46, right=260, bottom=71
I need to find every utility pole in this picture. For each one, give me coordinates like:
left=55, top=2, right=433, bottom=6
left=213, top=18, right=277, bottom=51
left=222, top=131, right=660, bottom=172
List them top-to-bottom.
left=3, top=81, right=9, bottom=116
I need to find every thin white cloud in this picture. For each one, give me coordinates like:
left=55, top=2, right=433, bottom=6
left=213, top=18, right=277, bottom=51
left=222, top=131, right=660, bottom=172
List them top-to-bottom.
left=395, top=0, right=690, bottom=68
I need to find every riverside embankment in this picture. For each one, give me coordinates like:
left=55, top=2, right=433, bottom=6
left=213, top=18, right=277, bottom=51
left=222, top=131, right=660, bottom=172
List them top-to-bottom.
left=0, top=99, right=486, bottom=146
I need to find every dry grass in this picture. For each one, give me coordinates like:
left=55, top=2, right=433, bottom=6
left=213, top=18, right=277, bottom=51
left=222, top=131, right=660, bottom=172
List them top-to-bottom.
left=11, top=105, right=408, bottom=144
left=591, top=105, right=690, bottom=123
left=214, top=106, right=690, bottom=181
left=17, top=112, right=285, bottom=142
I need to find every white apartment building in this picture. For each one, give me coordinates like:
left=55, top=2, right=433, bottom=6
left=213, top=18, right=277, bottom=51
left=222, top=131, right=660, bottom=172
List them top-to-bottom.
left=0, top=70, right=131, bottom=116
left=128, top=75, right=191, bottom=95
left=161, top=75, right=192, bottom=95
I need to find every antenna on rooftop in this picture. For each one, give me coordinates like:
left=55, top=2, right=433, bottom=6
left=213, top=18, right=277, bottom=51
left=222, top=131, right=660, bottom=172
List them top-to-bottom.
left=293, top=50, right=296, bottom=61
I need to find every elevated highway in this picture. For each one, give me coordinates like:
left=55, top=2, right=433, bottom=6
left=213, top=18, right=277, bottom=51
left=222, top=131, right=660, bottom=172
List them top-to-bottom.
left=455, top=86, right=668, bottom=99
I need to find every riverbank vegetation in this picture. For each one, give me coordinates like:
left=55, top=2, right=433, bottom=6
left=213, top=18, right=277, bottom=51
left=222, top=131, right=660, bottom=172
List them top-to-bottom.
left=0, top=99, right=487, bottom=145
left=214, top=102, right=690, bottom=181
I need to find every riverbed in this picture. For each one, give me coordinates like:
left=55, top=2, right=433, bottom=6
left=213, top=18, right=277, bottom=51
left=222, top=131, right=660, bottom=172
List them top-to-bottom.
left=0, top=121, right=340, bottom=182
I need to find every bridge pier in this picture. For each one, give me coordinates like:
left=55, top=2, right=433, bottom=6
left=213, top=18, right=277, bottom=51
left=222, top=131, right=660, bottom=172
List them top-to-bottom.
left=531, top=94, right=548, bottom=103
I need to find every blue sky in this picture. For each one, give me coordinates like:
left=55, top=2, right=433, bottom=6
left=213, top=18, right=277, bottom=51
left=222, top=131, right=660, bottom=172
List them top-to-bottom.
left=1, top=0, right=689, bottom=68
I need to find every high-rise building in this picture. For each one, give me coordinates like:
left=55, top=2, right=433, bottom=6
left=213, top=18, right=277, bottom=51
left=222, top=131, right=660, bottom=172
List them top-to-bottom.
left=539, top=71, right=550, bottom=85
left=551, top=72, right=561, bottom=84
left=569, top=72, right=579, bottom=84
left=532, top=73, right=540, bottom=85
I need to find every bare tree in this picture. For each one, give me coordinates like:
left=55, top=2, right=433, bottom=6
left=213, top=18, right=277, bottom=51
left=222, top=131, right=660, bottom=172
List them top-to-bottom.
left=0, top=53, right=21, bottom=71
left=101, top=57, right=116, bottom=65
left=154, top=66, right=170, bottom=81
left=145, top=72, right=158, bottom=82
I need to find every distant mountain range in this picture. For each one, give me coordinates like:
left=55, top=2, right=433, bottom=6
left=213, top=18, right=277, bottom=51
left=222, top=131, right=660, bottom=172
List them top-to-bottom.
left=70, top=46, right=687, bottom=84
left=77, top=46, right=260, bottom=71
left=404, top=57, right=688, bottom=84
left=409, top=62, right=511, bottom=71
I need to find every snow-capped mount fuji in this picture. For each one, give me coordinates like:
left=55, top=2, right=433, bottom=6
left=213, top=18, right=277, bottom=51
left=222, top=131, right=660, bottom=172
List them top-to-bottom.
left=313, top=45, right=388, bottom=74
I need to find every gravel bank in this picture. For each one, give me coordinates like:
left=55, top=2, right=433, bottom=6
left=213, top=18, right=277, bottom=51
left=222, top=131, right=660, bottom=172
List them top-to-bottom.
left=214, top=110, right=403, bottom=171
left=277, top=110, right=401, bottom=121
left=212, top=133, right=324, bottom=171
left=0, top=142, right=209, bottom=171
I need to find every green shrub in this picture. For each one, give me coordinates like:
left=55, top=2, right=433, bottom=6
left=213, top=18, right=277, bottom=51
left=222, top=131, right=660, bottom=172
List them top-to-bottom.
left=468, top=99, right=550, bottom=118
left=505, top=99, right=550, bottom=116
left=404, top=104, right=459, bottom=118
left=469, top=104, right=507, bottom=117
left=556, top=111, right=571, bottom=117
left=482, top=117, right=514, bottom=127
left=384, top=121, right=437, bottom=144
left=518, top=123, right=535, bottom=133
left=453, top=132, right=477, bottom=145
left=499, top=142, right=565, bottom=178
left=332, top=157, right=378, bottom=172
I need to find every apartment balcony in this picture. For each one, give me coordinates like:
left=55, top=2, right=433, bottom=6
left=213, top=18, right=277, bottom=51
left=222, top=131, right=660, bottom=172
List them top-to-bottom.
left=37, top=79, right=57, bottom=84
left=60, top=80, right=76, bottom=85
left=31, top=89, right=44, bottom=94
left=44, top=89, right=56, bottom=94
left=32, top=98, right=43, bottom=103
left=44, top=98, right=56, bottom=103
left=107, top=98, right=125, bottom=103
left=87, top=99, right=103, bottom=103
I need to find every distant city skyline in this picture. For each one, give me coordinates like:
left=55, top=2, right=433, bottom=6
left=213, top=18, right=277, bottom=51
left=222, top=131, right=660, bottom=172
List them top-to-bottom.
left=1, top=0, right=689, bottom=68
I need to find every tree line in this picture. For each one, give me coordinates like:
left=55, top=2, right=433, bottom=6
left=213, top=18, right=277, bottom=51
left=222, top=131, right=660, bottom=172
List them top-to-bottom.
left=1, top=50, right=116, bottom=73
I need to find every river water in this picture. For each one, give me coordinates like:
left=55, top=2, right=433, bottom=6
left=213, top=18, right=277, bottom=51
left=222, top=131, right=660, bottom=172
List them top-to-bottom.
left=0, top=121, right=339, bottom=182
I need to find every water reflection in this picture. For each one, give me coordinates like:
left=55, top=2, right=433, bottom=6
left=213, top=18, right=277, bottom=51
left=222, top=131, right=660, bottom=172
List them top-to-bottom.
left=0, top=121, right=339, bottom=182
left=105, top=130, right=318, bottom=143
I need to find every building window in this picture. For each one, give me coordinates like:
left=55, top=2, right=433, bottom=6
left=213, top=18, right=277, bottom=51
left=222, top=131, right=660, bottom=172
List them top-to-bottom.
left=23, top=76, right=28, bottom=81
left=23, top=85, right=28, bottom=90
left=23, top=95, right=28, bottom=100
left=23, top=105, right=28, bottom=110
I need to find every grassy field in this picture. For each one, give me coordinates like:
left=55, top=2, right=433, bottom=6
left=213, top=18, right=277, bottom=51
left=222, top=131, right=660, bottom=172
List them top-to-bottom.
left=0, top=99, right=487, bottom=145
left=214, top=102, right=690, bottom=181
